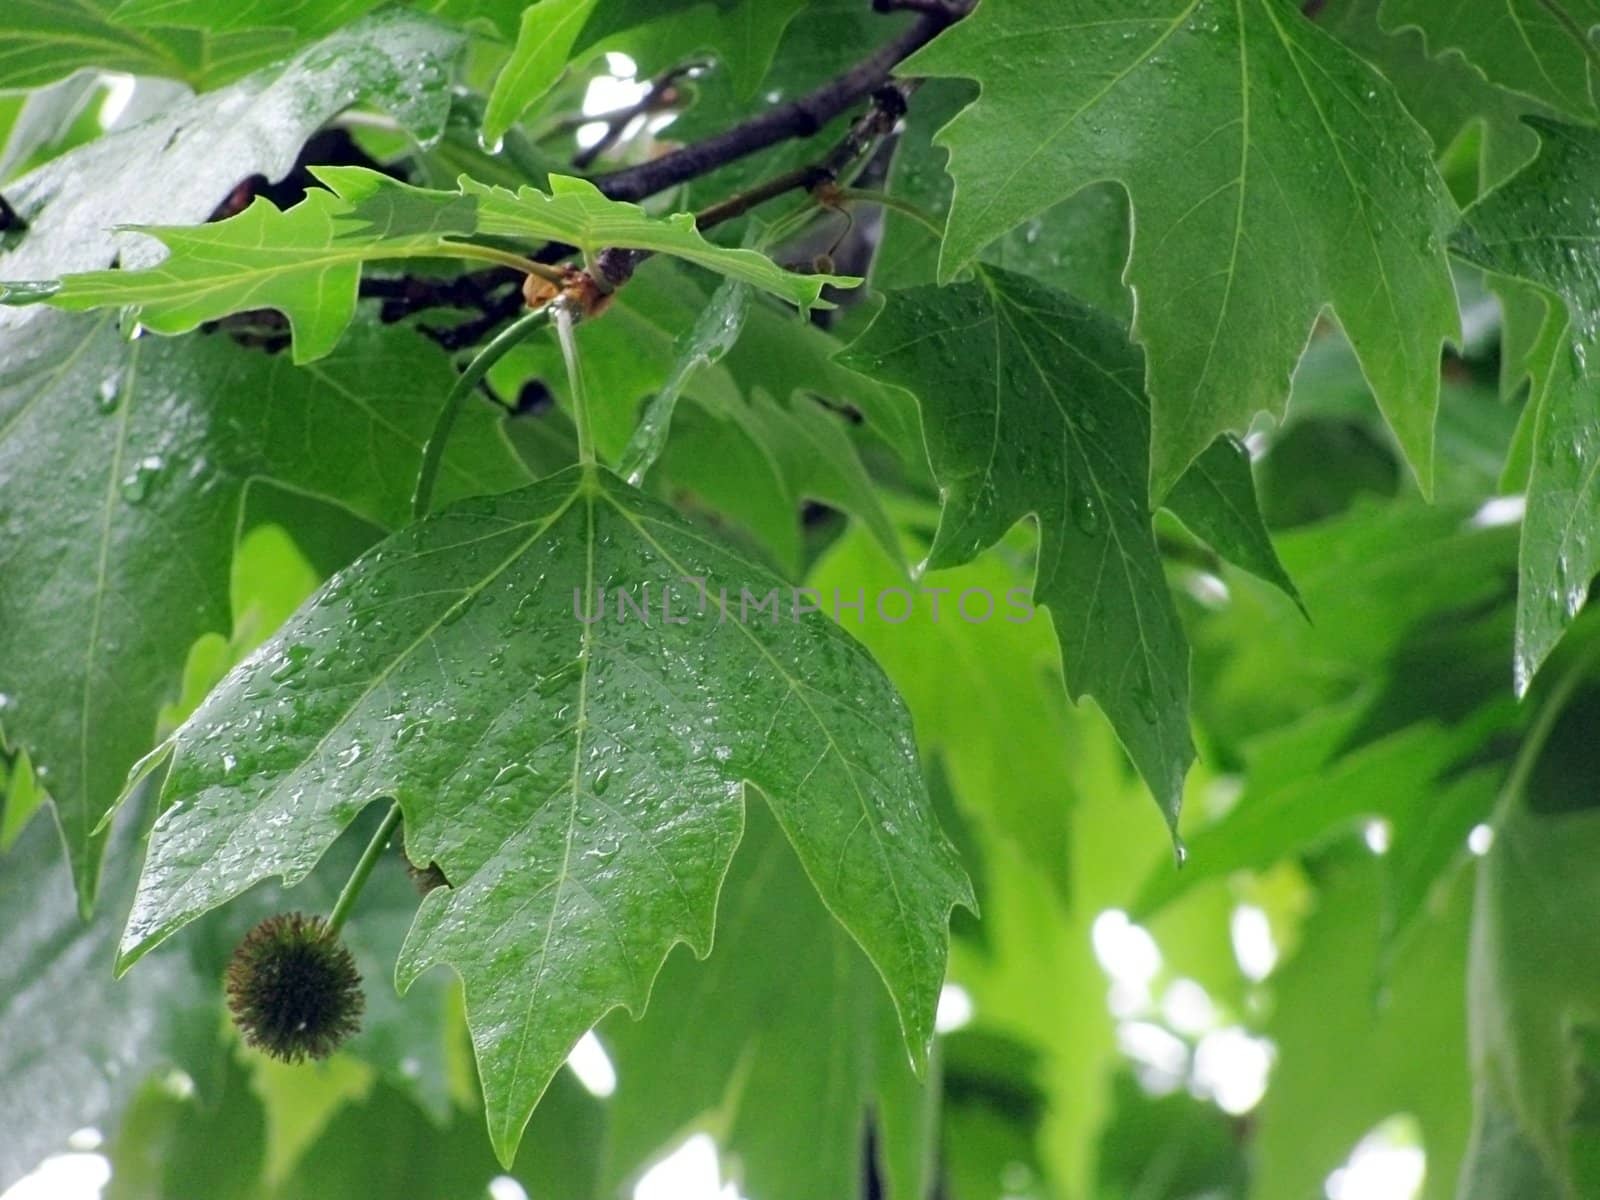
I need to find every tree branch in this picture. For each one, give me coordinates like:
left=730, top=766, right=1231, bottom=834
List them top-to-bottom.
left=591, top=5, right=968, bottom=203
left=590, top=83, right=913, bottom=292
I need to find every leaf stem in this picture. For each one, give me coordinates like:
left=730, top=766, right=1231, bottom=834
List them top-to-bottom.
left=591, top=9, right=967, bottom=203
left=836, top=188, right=945, bottom=237
left=446, top=243, right=567, bottom=283
left=555, top=303, right=596, bottom=466
left=412, top=305, right=551, bottom=520
left=325, top=803, right=404, bottom=939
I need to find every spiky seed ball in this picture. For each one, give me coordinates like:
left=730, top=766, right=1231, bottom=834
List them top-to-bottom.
left=225, top=912, right=364, bottom=1063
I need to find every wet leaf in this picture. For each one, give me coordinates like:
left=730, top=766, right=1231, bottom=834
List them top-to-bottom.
left=904, top=0, right=1460, bottom=496
left=0, top=313, right=526, bottom=905
left=117, top=463, right=971, bottom=1167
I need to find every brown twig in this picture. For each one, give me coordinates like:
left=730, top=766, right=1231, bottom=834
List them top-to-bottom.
left=395, top=4, right=967, bottom=345
left=590, top=5, right=968, bottom=203
left=589, top=83, right=914, bottom=293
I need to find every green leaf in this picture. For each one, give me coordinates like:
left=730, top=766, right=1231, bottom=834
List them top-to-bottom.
left=0, top=0, right=296, bottom=90
left=109, top=0, right=382, bottom=38
left=482, top=0, right=600, bottom=149
left=903, top=0, right=1461, bottom=497
left=1320, top=0, right=1545, bottom=195
left=1380, top=0, right=1600, bottom=122
left=0, top=10, right=465, bottom=285
left=0, top=72, right=108, bottom=184
left=874, top=79, right=1134, bottom=323
left=1453, top=118, right=1600, bottom=693
left=18, top=167, right=853, bottom=361
left=333, top=168, right=854, bottom=305
left=493, top=258, right=742, bottom=462
left=507, top=263, right=905, bottom=574
left=841, top=267, right=1197, bottom=826
left=619, top=277, right=751, bottom=484
left=636, top=281, right=904, bottom=575
left=715, top=284, right=922, bottom=470
left=0, top=313, right=526, bottom=907
left=661, top=386, right=904, bottom=578
left=1165, top=437, right=1304, bottom=612
left=117, top=463, right=971, bottom=1167
left=1186, top=498, right=1518, bottom=750
left=807, top=521, right=1083, bottom=894
left=1133, top=698, right=1514, bottom=917
left=946, top=717, right=1174, bottom=1199
left=0, top=748, right=42, bottom=851
left=1463, top=790, right=1600, bottom=1190
left=0, top=801, right=213, bottom=1191
left=600, top=802, right=933, bottom=1200
left=1253, top=851, right=1473, bottom=1200
left=939, top=1031, right=1050, bottom=1200
left=104, top=1054, right=267, bottom=1200
left=103, top=1059, right=606, bottom=1200
left=1096, top=1073, right=1248, bottom=1200
left=273, top=1077, right=605, bottom=1200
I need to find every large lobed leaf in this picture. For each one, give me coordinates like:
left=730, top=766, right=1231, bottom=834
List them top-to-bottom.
left=0, top=0, right=301, bottom=90
left=903, top=0, right=1461, bottom=498
left=1321, top=0, right=1546, bottom=194
left=1381, top=0, right=1600, bottom=123
left=0, top=10, right=463, bottom=287
left=0, top=10, right=490, bottom=907
left=1453, top=118, right=1600, bottom=693
left=12, top=166, right=854, bottom=362
left=842, top=267, right=1289, bottom=827
left=0, top=311, right=527, bottom=908
left=117, top=463, right=972, bottom=1166
left=601, top=803, right=934, bottom=1200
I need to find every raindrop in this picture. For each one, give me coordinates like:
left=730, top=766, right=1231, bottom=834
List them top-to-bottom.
left=96, top=373, right=123, bottom=414
left=120, top=455, right=164, bottom=504
left=1071, top=487, right=1103, bottom=536
left=270, top=644, right=311, bottom=683
left=537, top=662, right=581, bottom=696
left=1132, top=680, right=1157, bottom=723
left=395, top=718, right=429, bottom=747
left=492, top=762, right=532, bottom=787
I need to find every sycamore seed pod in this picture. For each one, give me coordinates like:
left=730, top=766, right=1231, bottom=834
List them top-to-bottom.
left=225, top=912, right=364, bottom=1063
